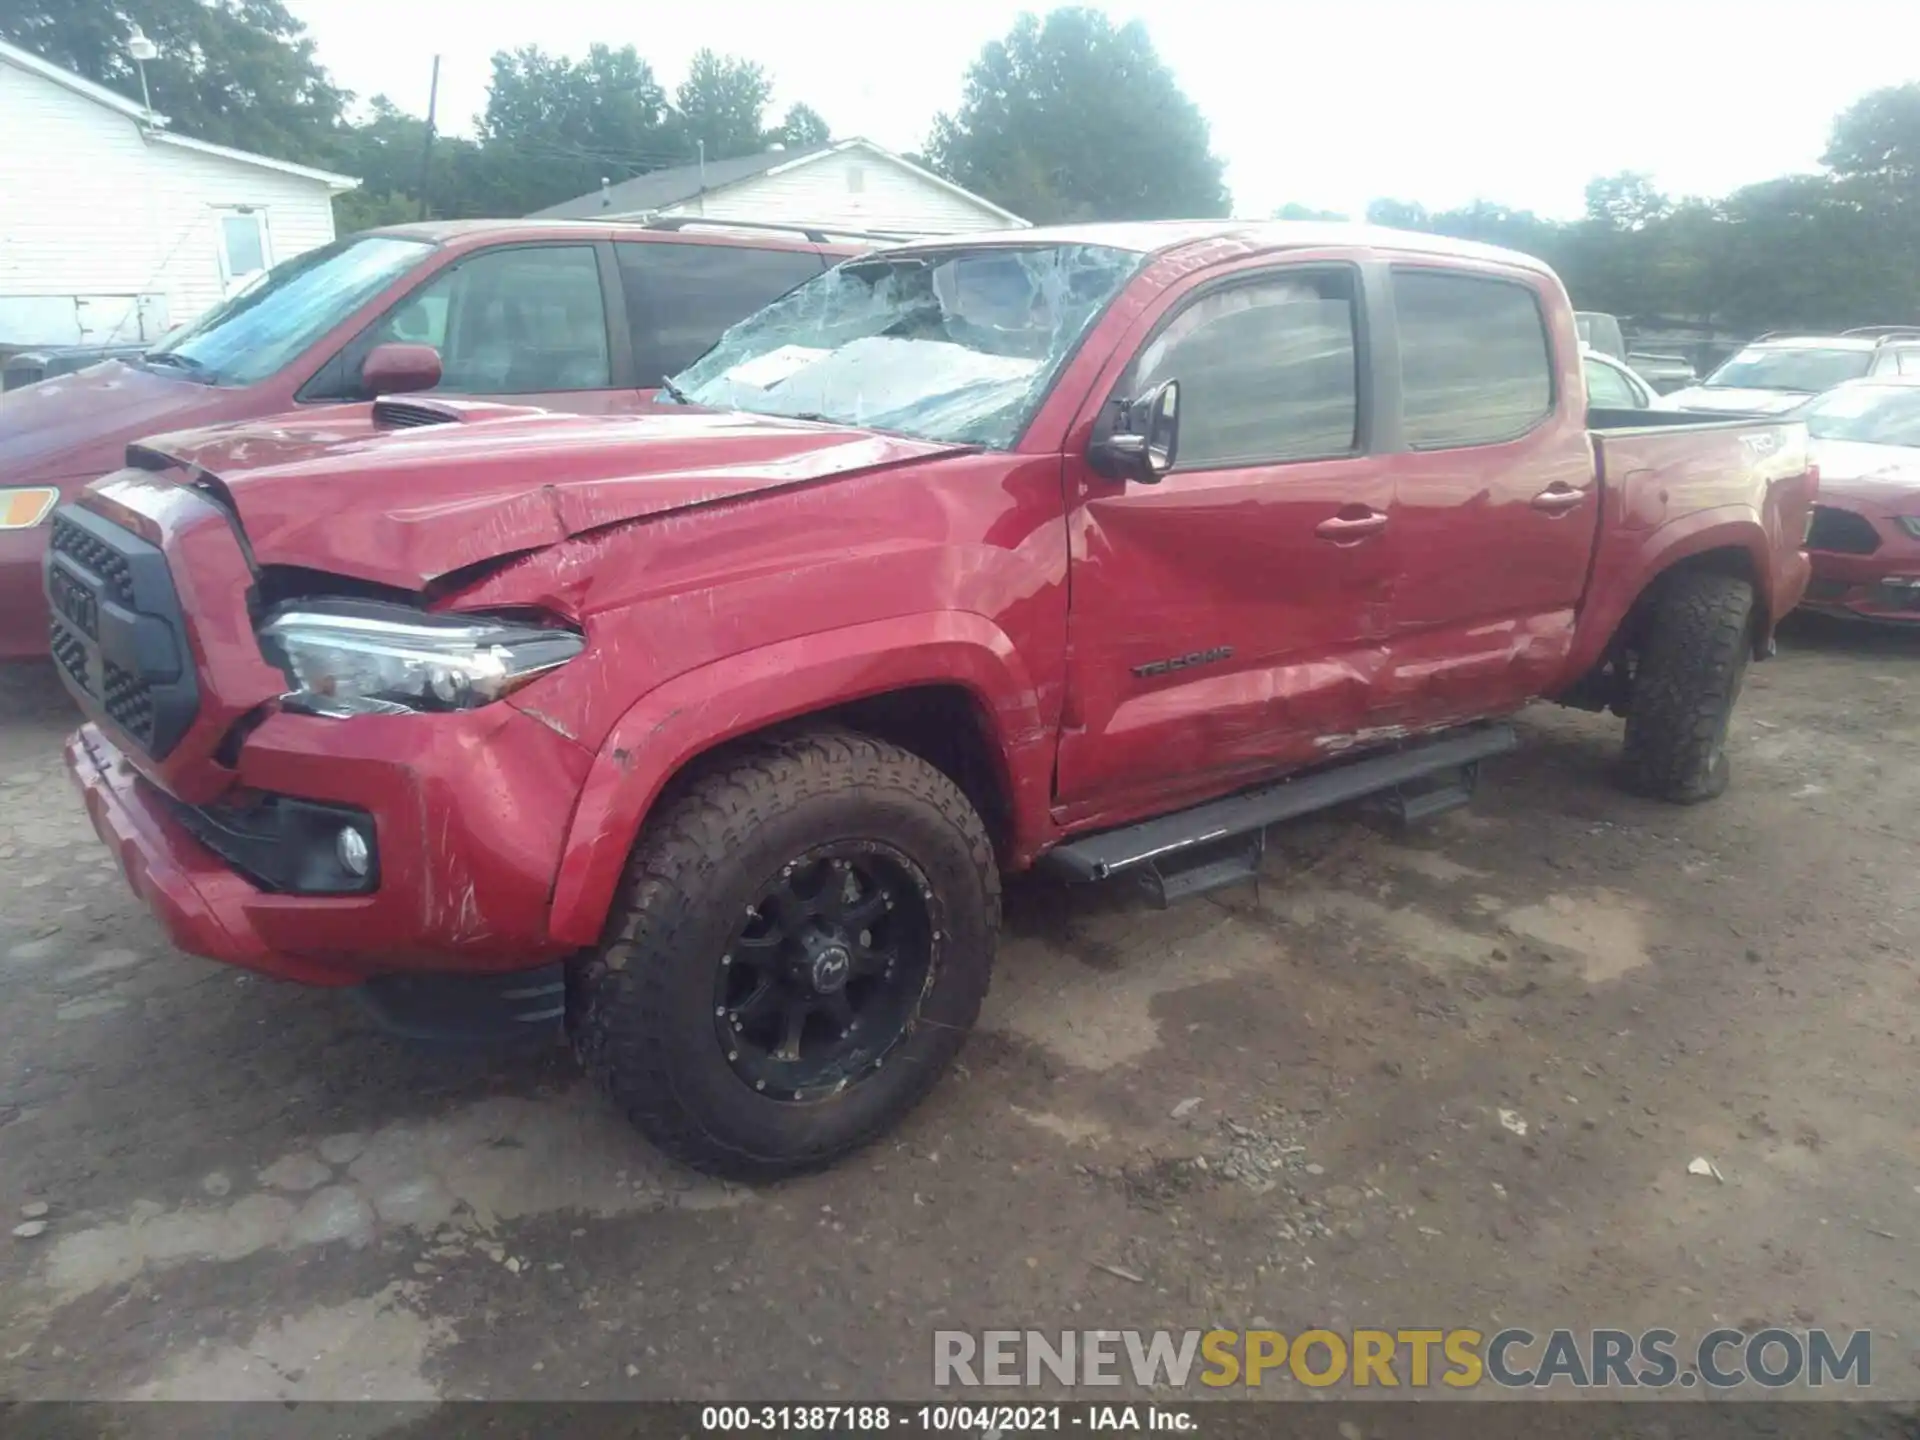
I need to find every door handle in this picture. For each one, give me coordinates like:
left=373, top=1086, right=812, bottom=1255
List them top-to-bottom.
left=1531, top=484, right=1589, bottom=513
left=1315, top=510, right=1389, bottom=542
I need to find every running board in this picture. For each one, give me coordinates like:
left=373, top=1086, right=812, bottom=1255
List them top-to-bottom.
left=1041, top=723, right=1518, bottom=886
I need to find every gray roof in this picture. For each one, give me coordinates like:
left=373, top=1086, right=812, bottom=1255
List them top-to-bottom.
left=528, top=145, right=832, bottom=219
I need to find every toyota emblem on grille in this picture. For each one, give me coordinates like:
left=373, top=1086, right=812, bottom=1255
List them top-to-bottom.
left=49, top=568, right=99, bottom=638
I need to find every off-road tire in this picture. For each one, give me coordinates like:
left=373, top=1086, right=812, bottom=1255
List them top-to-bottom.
left=1620, top=570, right=1756, bottom=804
left=568, top=729, right=999, bottom=1180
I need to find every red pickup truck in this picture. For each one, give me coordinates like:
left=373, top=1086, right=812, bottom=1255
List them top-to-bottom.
left=50, top=221, right=1814, bottom=1178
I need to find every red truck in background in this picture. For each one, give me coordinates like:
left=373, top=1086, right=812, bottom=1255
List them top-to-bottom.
left=0, top=217, right=860, bottom=659
left=48, top=221, right=1815, bottom=1179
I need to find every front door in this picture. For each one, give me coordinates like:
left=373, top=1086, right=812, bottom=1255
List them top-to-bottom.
left=340, top=243, right=634, bottom=414
left=1055, top=264, right=1395, bottom=818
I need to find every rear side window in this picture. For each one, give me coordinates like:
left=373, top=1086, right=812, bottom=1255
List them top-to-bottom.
left=619, top=243, right=824, bottom=381
left=1131, top=270, right=1360, bottom=469
left=1393, top=271, right=1553, bottom=448
left=1897, top=349, right=1920, bottom=376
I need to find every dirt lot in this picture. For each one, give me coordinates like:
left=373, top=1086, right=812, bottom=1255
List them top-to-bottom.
left=2, top=615, right=1918, bottom=1412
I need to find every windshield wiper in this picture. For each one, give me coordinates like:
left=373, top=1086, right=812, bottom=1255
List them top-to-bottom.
left=144, top=351, right=216, bottom=382
left=658, top=375, right=692, bottom=405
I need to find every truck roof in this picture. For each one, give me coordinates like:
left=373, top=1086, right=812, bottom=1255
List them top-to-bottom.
left=363, top=217, right=864, bottom=254
left=882, top=219, right=1558, bottom=275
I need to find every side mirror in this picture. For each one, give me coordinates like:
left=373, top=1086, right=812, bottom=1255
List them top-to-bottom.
left=361, top=342, right=442, bottom=398
left=1088, top=379, right=1181, bottom=484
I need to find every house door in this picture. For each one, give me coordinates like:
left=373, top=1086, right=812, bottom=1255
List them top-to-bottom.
left=216, top=209, right=272, bottom=298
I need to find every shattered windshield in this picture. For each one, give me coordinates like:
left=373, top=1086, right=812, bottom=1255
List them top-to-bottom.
left=668, top=243, right=1144, bottom=448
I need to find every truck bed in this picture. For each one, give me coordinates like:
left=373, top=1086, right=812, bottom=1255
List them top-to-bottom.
left=1578, top=410, right=1816, bottom=654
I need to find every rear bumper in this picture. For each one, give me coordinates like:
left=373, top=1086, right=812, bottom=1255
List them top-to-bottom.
left=0, top=526, right=51, bottom=660
left=66, top=708, right=592, bottom=986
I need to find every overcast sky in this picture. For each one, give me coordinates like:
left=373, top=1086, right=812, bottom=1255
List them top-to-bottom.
left=285, top=0, right=1920, bottom=221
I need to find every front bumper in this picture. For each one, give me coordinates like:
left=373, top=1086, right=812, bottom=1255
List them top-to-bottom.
left=1804, top=507, right=1920, bottom=624
left=66, top=704, right=593, bottom=986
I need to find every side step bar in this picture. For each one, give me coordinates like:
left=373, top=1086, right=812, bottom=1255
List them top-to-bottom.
left=1040, top=723, right=1518, bottom=890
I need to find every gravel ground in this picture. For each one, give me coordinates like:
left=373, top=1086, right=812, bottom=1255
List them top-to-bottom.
left=2, top=613, right=1917, bottom=1416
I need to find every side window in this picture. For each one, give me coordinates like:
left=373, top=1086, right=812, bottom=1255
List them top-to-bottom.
left=618, top=242, right=824, bottom=381
left=361, top=245, right=610, bottom=395
left=1393, top=270, right=1553, bottom=448
left=1131, top=271, right=1359, bottom=469
left=1897, top=349, right=1920, bottom=376
left=1582, top=355, right=1642, bottom=409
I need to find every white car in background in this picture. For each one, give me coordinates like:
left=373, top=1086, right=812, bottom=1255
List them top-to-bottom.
left=1667, top=329, right=1920, bottom=416
left=1583, top=346, right=1676, bottom=412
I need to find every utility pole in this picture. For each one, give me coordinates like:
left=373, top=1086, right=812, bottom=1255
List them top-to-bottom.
left=416, top=54, right=441, bottom=222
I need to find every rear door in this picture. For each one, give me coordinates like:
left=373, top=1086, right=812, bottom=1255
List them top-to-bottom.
left=614, top=239, right=830, bottom=397
left=1055, top=261, right=1395, bottom=816
left=1379, top=267, right=1599, bottom=721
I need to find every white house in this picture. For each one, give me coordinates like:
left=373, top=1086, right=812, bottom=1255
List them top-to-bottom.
left=0, top=38, right=358, bottom=351
left=530, top=137, right=1025, bottom=238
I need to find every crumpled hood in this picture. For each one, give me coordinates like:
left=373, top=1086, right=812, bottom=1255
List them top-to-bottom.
left=0, top=360, right=226, bottom=484
left=1667, top=386, right=1808, bottom=416
left=132, top=405, right=962, bottom=589
left=1808, top=438, right=1920, bottom=508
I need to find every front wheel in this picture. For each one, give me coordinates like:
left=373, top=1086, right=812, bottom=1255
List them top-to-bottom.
left=1620, top=570, right=1757, bottom=803
left=568, top=730, right=999, bottom=1180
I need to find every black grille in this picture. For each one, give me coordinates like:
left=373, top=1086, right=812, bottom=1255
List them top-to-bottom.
left=43, top=505, right=198, bottom=758
left=1807, top=506, right=1881, bottom=555
left=51, top=513, right=139, bottom=605
left=1875, top=582, right=1920, bottom=613
left=49, top=622, right=87, bottom=687
left=102, top=659, right=157, bottom=745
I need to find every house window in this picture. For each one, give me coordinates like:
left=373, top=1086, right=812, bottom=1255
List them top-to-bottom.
left=846, top=163, right=865, bottom=194
left=217, top=209, right=271, bottom=294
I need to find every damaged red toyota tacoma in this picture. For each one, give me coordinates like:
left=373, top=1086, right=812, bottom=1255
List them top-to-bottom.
left=49, top=222, right=1816, bottom=1178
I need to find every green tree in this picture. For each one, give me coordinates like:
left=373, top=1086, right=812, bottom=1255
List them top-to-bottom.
left=1, top=0, right=347, bottom=163
left=926, top=7, right=1228, bottom=223
left=476, top=43, right=678, bottom=214
left=674, top=49, right=774, bottom=162
left=1823, top=82, right=1920, bottom=196
left=330, top=94, right=486, bottom=229
left=773, top=101, right=830, bottom=151
left=1584, top=171, right=1673, bottom=231
left=1365, top=199, right=1431, bottom=229
left=1272, top=203, right=1347, bottom=221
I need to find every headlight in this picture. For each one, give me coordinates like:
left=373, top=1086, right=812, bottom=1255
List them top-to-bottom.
left=1897, top=517, right=1920, bottom=539
left=260, top=601, right=583, bottom=717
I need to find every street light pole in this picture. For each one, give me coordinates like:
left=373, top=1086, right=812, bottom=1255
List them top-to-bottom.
left=127, top=25, right=158, bottom=126
left=416, top=55, right=441, bottom=222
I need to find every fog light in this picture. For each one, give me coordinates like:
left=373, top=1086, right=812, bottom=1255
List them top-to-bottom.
left=336, top=825, right=370, bottom=878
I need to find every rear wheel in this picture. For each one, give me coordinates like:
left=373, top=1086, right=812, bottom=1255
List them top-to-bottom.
left=1620, top=570, right=1757, bottom=803
left=568, top=729, right=998, bottom=1180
